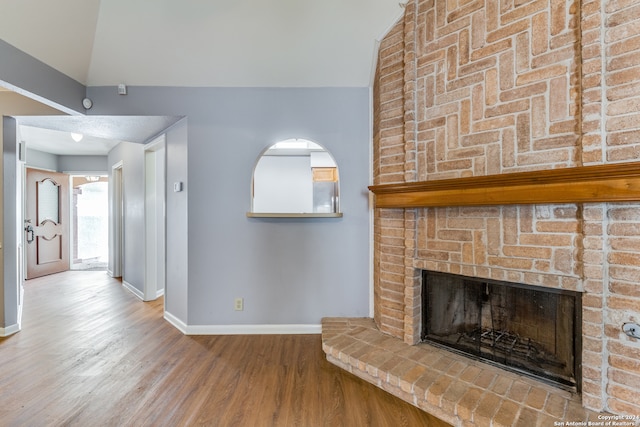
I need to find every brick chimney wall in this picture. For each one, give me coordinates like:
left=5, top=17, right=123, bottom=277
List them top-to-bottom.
left=372, top=0, right=640, bottom=416
left=373, top=18, right=404, bottom=338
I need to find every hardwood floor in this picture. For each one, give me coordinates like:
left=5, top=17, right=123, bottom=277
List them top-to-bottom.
left=0, top=271, right=450, bottom=427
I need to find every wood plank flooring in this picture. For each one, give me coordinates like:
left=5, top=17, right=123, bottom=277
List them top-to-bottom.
left=0, top=271, right=450, bottom=427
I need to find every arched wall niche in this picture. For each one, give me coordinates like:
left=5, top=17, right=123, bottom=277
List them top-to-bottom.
left=247, top=138, right=342, bottom=218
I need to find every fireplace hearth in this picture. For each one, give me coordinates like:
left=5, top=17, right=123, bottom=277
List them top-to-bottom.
left=421, top=271, right=582, bottom=392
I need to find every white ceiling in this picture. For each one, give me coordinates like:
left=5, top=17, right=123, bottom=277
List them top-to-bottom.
left=0, top=0, right=404, bottom=87
left=16, top=115, right=181, bottom=155
left=17, top=115, right=181, bottom=143
left=19, top=125, right=122, bottom=156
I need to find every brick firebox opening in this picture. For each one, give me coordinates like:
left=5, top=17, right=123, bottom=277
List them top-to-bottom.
left=421, top=270, right=582, bottom=393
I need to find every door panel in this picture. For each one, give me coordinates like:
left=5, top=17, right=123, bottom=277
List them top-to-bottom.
left=26, top=168, right=70, bottom=279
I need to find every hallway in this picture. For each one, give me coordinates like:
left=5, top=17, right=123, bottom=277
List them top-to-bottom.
left=0, top=271, right=448, bottom=426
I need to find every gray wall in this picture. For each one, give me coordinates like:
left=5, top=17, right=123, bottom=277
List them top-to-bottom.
left=0, top=39, right=85, bottom=114
left=89, top=87, right=371, bottom=327
left=0, top=91, right=65, bottom=333
left=164, top=121, right=188, bottom=321
left=106, top=122, right=189, bottom=324
left=107, top=141, right=145, bottom=293
left=25, top=148, right=57, bottom=171
left=26, top=148, right=108, bottom=174
left=58, top=155, right=108, bottom=173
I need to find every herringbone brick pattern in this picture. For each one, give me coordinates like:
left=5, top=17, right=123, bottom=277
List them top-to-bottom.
left=412, top=0, right=579, bottom=180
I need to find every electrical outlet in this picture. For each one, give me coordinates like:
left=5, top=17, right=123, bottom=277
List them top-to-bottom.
left=234, top=298, right=244, bottom=311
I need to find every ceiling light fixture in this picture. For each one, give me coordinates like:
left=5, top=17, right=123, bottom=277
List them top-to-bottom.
left=71, top=133, right=84, bottom=142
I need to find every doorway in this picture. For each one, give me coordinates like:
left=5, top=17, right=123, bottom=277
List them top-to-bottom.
left=2, top=114, right=181, bottom=337
left=110, top=161, right=124, bottom=279
left=70, top=175, right=108, bottom=271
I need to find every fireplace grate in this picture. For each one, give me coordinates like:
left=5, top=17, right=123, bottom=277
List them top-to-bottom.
left=456, top=328, right=566, bottom=369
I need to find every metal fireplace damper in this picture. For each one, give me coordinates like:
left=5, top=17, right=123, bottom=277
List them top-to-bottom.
left=421, top=270, right=582, bottom=392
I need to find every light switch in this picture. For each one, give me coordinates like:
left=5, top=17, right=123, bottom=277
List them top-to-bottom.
left=173, top=182, right=183, bottom=192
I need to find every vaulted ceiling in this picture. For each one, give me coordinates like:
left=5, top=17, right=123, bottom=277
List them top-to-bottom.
left=0, top=0, right=404, bottom=88
left=1, top=1, right=403, bottom=155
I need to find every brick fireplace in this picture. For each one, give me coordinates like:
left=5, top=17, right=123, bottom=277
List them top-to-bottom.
left=322, top=0, right=640, bottom=424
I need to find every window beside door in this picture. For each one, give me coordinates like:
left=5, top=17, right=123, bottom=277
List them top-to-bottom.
left=71, top=176, right=108, bottom=270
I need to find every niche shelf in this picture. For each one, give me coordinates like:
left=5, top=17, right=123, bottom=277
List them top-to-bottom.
left=246, top=212, right=343, bottom=218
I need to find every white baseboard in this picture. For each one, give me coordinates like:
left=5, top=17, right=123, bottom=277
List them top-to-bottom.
left=107, top=269, right=115, bottom=277
left=122, top=280, right=144, bottom=300
left=156, top=288, right=165, bottom=298
left=17, top=305, right=23, bottom=331
left=164, top=311, right=188, bottom=334
left=161, top=315, right=321, bottom=335
left=0, top=323, right=20, bottom=337
left=184, top=324, right=322, bottom=335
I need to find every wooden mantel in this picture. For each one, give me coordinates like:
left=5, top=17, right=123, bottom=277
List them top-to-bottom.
left=368, top=162, right=640, bottom=208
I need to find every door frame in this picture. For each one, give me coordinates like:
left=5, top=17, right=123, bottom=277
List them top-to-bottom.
left=143, top=135, right=166, bottom=301
left=17, top=142, right=27, bottom=330
left=110, top=161, right=124, bottom=278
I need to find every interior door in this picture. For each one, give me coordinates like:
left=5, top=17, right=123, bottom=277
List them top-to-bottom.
left=25, top=168, right=70, bottom=279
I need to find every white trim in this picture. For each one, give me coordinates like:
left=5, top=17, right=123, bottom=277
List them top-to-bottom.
left=369, top=38, right=383, bottom=88
left=0, top=82, right=82, bottom=116
left=369, top=86, right=375, bottom=318
left=144, top=134, right=166, bottom=151
left=143, top=135, right=166, bottom=302
left=18, top=156, right=26, bottom=326
left=110, top=161, right=124, bottom=278
left=20, top=162, right=27, bottom=295
left=22, top=165, right=56, bottom=173
left=62, top=170, right=108, bottom=175
left=68, top=175, right=74, bottom=271
left=107, top=269, right=115, bottom=277
left=122, top=280, right=144, bottom=300
left=17, top=282, right=24, bottom=328
left=156, top=288, right=165, bottom=298
left=164, top=311, right=188, bottom=334
left=159, top=313, right=321, bottom=336
left=0, top=323, right=20, bottom=337
left=184, top=324, right=322, bottom=335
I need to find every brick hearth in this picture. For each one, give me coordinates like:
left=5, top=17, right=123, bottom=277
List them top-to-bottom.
left=322, top=317, right=604, bottom=427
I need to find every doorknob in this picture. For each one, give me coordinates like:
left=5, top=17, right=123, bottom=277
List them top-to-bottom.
left=25, top=224, right=34, bottom=244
